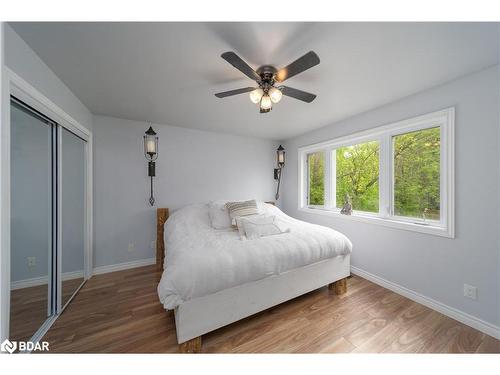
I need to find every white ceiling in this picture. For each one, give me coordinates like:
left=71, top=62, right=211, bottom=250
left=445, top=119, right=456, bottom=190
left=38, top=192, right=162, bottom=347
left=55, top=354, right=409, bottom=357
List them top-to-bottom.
left=10, top=22, right=499, bottom=140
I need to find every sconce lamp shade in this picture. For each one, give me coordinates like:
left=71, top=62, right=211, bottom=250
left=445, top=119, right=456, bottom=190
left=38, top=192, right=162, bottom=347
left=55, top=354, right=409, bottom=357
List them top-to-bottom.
left=144, top=126, right=158, bottom=161
left=277, top=145, right=285, bottom=167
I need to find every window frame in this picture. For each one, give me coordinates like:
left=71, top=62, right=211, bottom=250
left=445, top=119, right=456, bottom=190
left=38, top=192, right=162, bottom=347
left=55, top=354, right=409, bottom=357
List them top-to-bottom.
left=298, top=108, right=455, bottom=238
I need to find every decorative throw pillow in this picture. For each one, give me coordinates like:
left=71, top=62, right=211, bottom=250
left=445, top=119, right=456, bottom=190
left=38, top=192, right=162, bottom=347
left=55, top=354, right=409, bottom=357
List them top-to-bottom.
left=225, top=200, right=259, bottom=221
left=208, top=201, right=232, bottom=229
left=235, top=214, right=266, bottom=239
left=240, top=215, right=290, bottom=240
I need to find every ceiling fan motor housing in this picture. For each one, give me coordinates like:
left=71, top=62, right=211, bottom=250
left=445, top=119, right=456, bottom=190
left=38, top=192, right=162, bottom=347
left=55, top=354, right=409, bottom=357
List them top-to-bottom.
left=257, top=65, right=278, bottom=88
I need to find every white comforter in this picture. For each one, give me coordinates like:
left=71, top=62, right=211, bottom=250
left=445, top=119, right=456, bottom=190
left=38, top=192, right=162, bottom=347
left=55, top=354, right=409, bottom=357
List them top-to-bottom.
left=157, top=203, right=352, bottom=309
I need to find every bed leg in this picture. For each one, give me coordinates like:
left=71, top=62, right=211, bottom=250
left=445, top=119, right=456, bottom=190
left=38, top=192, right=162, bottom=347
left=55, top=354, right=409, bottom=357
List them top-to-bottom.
left=329, top=277, right=347, bottom=295
left=179, top=336, right=202, bottom=353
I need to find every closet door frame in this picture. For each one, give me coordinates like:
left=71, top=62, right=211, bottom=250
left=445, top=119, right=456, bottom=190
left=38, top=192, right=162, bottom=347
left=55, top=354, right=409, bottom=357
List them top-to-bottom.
left=0, top=68, right=93, bottom=343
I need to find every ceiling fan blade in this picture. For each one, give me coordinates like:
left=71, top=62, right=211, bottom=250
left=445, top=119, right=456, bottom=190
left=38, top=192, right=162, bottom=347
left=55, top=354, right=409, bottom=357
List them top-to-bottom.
left=275, top=51, right=320, bottom=83
left=221, top=52, right=261, bottom=82
left=280, top=86, right=317, bottom=103
left=214, top=87, right=256, bottom=98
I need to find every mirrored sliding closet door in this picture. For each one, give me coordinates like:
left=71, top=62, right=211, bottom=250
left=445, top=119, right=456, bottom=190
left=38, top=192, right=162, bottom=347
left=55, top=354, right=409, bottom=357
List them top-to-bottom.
left=9, top=96, right=89, bottom=346
left=10, top=99, right=55, bottom=343
left=60, top=128, right=86, bottom=308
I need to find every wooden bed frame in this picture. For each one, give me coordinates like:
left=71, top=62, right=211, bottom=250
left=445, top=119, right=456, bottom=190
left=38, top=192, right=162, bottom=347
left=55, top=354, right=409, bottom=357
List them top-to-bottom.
left=156, top=204, right=349, bottom=353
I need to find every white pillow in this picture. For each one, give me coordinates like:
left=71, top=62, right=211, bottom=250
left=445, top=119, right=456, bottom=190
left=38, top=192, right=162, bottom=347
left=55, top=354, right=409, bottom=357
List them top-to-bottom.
left=226, top=200, right=260, bottom=222
left=208, top=201, right=232, bottom=229
left=235, top=214, right=266, bottom=239
left=240, top=215, right=290, bottom=240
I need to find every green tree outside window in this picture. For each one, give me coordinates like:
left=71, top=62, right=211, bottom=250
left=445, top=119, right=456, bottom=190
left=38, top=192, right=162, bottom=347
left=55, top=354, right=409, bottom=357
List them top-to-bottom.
left=393, top=127, right=440, bottom=220
left=336, top=141, right=379, bottom=213
left=307, top=152, right=324, bottom=205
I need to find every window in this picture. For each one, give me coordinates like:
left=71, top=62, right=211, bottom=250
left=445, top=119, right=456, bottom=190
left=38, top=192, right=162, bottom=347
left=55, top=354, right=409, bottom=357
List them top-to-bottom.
left=299, top=108, right=454, bottom=237
left=393, top=127, right=440, bottom=221
left=335, top=141, right=379, bottom=213
left=307, top=151, right=325, bottom=206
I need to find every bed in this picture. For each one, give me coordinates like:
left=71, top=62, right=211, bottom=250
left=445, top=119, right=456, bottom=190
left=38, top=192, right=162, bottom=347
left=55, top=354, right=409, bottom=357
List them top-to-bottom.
left=156, top=202, right=352, bottom=352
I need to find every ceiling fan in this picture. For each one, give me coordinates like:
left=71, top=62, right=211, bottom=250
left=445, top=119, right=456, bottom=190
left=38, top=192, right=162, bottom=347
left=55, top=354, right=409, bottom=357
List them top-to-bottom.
left=214, top=51, right=320, bottom=113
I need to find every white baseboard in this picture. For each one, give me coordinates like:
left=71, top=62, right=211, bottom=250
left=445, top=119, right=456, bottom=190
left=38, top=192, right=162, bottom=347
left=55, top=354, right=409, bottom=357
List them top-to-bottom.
left=92, top=257, right=156, bottom=275
left=12, top=258, right=156, bottom=289
left=351, top=266, right=500, bottom=340
left=11, top=270, right=84, bottom=290
left=62, top=270, right=84, bottom=281
left=11, top=275, right=48, bottom=290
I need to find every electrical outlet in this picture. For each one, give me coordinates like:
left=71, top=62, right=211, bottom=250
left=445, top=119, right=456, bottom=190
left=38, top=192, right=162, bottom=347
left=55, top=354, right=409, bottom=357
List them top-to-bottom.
left=151, top=240, right=156, bottom=249
left=128, top=243, right=135, bottom=252
left=27, top=257, right=36, bottom=267
left=463, top=284, right=477, bottom=300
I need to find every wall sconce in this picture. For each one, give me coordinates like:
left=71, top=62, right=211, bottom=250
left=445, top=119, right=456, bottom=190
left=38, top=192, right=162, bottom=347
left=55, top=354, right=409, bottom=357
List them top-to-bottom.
left=144, top=126, right=158, bottom=206
left=274, top=145, right=285, bottom=200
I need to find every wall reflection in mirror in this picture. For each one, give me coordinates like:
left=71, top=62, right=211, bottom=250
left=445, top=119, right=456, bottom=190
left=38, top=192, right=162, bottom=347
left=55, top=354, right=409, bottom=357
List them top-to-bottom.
left=10, top=100, right=54, bottom=342
left=61, top=128, right=86, bottom=307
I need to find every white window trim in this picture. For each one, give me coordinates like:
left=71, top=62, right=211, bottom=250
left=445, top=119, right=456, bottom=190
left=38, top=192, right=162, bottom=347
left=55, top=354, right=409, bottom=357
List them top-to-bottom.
left=298, top=108, right=455, bottom=238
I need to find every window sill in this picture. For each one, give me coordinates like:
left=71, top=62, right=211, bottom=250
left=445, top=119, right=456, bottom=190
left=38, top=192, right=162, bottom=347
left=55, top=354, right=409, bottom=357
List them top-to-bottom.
left=298, top=207, right=454, bottom=238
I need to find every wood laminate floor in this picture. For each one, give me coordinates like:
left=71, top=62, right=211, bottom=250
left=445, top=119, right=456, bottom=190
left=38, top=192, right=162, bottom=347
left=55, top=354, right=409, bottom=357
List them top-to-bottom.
left=41, top=265, right=499, bottom=353
left=10, top=278, right=84, bottom=342
left=10, top=284, right=49, bottom=342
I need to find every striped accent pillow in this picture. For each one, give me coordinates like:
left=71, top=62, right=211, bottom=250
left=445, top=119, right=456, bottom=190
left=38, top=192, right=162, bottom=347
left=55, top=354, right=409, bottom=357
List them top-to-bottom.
left=225, top=200, right=259, bottom=219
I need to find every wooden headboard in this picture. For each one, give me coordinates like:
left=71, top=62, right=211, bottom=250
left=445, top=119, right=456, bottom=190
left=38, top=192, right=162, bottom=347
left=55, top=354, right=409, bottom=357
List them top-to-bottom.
left=156, top=202, right=275, bottom=271
left=156, top=208, right=169, bottom=270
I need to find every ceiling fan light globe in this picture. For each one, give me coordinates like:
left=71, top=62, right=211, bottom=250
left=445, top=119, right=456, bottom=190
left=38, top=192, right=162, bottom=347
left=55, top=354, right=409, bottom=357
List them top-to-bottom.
left=269, top=87, right=283, bottom=103
left=249, top=88, right=264, bottom=104
left=260, top=95, right=272, bottom=110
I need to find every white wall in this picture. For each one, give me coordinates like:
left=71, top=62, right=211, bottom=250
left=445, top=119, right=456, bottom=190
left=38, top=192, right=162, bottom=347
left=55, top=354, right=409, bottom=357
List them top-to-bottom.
left=4, top=24, right=92, bottom=132
left=281, top=65, right=500, bottom=330
left=93, top=115, right=279, bottom=268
